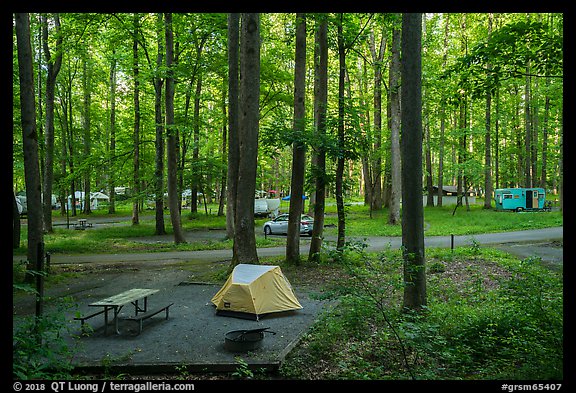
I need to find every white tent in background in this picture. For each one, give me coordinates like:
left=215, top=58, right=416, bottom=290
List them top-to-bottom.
left=67, top=191, right=109, bottom=210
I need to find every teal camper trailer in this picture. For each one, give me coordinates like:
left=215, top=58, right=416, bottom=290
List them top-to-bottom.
left=494, top=188, right=551, bottom=212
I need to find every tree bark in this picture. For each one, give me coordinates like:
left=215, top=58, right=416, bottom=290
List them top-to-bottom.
left=15, top=12, right=44, bottom=283
left=165, top=12, right=187, bottom=244
left=41, top=13, right=62, bottom=233
left=132, top=13, right=141, bottom=225
left=154, top=13, right=166, bottom=235
left=226, top=13, right=240, bottom=242
left=232, top=13, right=260, bottom=266
left=286, top=13, right=307, bottom=265
left=400, top=13, right=426, bottom=311
left=483, top=13, right=493, bottom=209
left=335, top=14, right=346, bottom=251
left=437, top=14, right=450, bottom=207
left=308, top=15, right=328, bottom=263
left=388, top=22, right=401, bottom=225
left=369, top=28, right=386, bottom=211
left=108, top=51, right=117, bottom=214
left=82, top=52, right=92, bottom=215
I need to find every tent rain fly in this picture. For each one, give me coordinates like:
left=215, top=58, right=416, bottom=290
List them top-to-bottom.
left=211, top=264, right=303, bottom=320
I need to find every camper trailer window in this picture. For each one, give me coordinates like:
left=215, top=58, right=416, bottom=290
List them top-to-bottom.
left=504, top=194, right=512, bottom=199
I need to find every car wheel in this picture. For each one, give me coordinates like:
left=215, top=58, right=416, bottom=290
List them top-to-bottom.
left=264, top=226, right=272, bottom=236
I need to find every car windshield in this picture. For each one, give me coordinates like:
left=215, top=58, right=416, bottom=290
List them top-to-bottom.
left=301, top=215, right=313, bottom=221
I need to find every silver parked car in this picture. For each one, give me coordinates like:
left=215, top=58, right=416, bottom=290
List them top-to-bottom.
left=263, top=213, right=314, bottom=236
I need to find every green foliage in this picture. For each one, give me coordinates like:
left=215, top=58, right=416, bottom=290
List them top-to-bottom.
left=446, top=19, right=563, bottom=99
left=280, top=246, right=563, bottom=380
left=13, top=300, right=78, bottom=379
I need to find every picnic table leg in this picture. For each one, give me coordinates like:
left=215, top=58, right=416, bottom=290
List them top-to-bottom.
left=133, top=297, right=149, bottom=315
left=113, top=305, right=123, bottom=335
left=103, top=306, right=110, bottom=335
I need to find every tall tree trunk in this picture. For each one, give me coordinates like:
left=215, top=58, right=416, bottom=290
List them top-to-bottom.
left=16, top=12, right=44, bottom=283
left=165, top=12, right=186, bottom=244
left=41, top=13, right=62, bottom=233
left=154, top=13, right=166, bottom=235
left=226, top=13, right=240, bottom=241
left=232, top=13, right=260, bottom=267
left=286, top=13, right=307, bottom=265
left=401, top=13, right=426, bottom=311
left=132, top=14, right=141, bottom=225
left=335, top=14, right=346, bottom=251
left=423, top=14, right=434, bottom=209
left=437, top=14, right=448, bottom=207
left=483, top=14, right=494, bottom=209
left=308, top=15, right=328, bottom=263
left=388, top=22, right=401, bottom=225
left=369, top=28, right=386, bottom=211
left=108, top=51, right=117, bottom=214
left=82, top=52, right=92, bottom=214
left=524, top=65, right=532, bottom=188
left=191, top=75, right=202, bottom=213
left=218, top=76, right=228, bottom=217
left=495, top=87, right=500, bottom=189
left=484, top=89, right=493, bottom=209
left=540, top=93, right=550, bottom=188
left=425, top=120, right=434, bottom=207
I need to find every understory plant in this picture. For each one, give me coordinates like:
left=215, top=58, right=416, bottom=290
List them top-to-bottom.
left=280, top=245, right=563, bottom=380
left=13, top=298, right=78, bottom=379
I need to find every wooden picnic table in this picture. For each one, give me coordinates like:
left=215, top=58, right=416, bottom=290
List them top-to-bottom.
left=74, top=218, right=92, bottom=230
left=87, top=288, right=159, bottom=335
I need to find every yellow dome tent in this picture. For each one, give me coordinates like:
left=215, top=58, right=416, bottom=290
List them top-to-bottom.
left=211, top=264, right=303, bottom=320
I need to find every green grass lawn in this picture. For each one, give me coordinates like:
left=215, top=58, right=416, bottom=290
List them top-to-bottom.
left=13, top=199, right=562, bottom=256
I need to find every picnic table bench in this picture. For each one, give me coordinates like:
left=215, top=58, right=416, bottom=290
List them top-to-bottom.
left=74, top=219, right=93, bottom=230
left=74, top=288, right=173, bottom=336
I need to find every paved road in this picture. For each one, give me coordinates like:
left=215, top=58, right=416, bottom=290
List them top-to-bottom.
left=14, top=226, right=563, bottom=267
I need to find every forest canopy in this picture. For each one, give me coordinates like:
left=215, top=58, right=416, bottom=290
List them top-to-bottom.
left=12, top=13, right=563, bottom=214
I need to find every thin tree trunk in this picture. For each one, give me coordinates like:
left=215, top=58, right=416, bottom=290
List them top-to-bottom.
left=165, top=12, right=186, bottom=244
left=41, top=13, right=62, bottom=233
left=154, top=13, right=166, bottom=235
left=226, top=13, right=240, bottom=241
left=286, top=13, right=307, bottom=265
left=484, top=13, right=493, bottom=209
left=132, top=14, right=141, bottom=226
left=335, top=14, right=346, bottom=251
left=437, top=14, right=450, bottom=207
left=308, top=15, right=328, bottom=263
left=388, top=23, right=401, bottom=225
left=370, top=28, right=386, bottom=211
left=108, top=51, right=117, bottom=214
left=82, top=53, right=92, bottom=214
left=524, top=65, right=532, bottom=188
left=191, top=75, right=202, bottom=213
left=218, top=77, right=228, bottom=217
